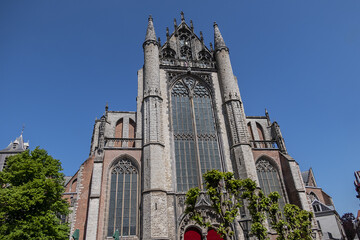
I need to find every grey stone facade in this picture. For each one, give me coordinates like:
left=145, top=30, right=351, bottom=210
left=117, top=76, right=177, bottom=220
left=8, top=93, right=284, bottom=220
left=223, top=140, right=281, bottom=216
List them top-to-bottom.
left=64, top=13, right=322, bottom=240
left=0, top=134, right=29, bottom=171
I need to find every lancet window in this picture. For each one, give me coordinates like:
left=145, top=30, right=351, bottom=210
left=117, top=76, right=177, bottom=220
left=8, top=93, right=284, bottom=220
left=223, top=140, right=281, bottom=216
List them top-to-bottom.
left=178, top=29, right=192, bottom=59
left=171, top=77, right=222, bottom=192
left=107, top=159, right=138, bottom=237
left=256, top=159, right=286, bottom=208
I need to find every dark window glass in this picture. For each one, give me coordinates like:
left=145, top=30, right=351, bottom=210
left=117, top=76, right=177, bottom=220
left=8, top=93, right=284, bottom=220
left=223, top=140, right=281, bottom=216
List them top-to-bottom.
left=171, top=78, right=222, bottom=192
left=107, top=159, right=138, bottom=237
left=256, top=159, right=286, bottom=209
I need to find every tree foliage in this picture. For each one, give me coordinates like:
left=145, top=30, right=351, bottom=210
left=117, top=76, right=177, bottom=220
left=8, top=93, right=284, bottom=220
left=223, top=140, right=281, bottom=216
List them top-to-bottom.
left=0, top=147, right=70, bottom=240
left=185, top=170, right=313, bottom=240
left=341, top=213, right=356, bottom=240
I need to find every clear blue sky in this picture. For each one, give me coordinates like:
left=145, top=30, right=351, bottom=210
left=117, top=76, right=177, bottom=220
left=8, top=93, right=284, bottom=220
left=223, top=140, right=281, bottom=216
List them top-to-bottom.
left=1, top=0, right=359, bottom=216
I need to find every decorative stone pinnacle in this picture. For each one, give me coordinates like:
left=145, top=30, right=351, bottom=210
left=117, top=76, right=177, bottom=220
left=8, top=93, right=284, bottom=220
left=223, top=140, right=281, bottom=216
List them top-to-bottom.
left=181, top=11, right=185, bottom=21
left=145, top=15, right=157, bottom=42
left=174, top=18, right=177, bottom=27
left=190, top=20, right=194, bottom=31
left=214, top=22, right=227, bottom=51
left=166, top=27, right=169, bottom=37
left=200, top=31, right=204, bottom=42
left=105, top=102, right=108, bottom=112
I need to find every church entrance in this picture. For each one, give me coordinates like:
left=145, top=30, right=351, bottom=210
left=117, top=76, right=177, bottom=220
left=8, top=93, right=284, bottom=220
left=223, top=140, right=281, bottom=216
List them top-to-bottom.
left=184, top=228, right=223, bottom=240
left=184, top=228, right=201, bottom=240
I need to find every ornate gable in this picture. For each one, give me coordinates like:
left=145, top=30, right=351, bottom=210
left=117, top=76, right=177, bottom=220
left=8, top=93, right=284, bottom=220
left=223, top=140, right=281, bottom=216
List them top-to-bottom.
left=159, top=12, right=214, bottom=69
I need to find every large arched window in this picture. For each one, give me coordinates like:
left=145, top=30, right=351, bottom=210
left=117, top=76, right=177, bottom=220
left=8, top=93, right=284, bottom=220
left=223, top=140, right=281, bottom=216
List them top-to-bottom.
left=171, top=77, right=222, bottom=192
left=107, top=158, right=138, bottom=237
left=256, top=158, right=285, bottom=208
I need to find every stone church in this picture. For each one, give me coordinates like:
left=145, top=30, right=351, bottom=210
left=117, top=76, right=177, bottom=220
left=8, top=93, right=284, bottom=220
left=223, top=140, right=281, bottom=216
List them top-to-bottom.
left=63, top=13, right=320, bottom=240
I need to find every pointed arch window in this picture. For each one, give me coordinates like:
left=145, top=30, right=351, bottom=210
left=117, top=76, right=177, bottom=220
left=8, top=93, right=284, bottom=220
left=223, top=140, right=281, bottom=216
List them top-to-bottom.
left=171, top=77, right=222, bottom=192
left=115, top=119, right=123, bottom=147
left=128, top=119, right=136, bottom=147
left=247, top=122, right=254, bottom=141
left=256, top=123, right=265, bottom=141
left=107, top=159, right=138, bottom=237
left=256, top=159, right=285, bottom=208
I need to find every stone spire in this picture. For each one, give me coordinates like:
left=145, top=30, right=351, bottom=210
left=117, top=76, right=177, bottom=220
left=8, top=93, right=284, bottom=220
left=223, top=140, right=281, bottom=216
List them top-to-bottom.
left=145, top=15, right=157, bottom=43
left=213, top=22, right=228, bottom=51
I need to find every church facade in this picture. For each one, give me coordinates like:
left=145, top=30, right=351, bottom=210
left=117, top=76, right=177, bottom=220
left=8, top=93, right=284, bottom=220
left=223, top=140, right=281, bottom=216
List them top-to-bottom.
left=64, top=13, right=320, bottom=240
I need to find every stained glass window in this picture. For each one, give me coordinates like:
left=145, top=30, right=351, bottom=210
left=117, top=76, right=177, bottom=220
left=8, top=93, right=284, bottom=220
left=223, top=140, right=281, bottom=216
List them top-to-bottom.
left=171, top=77, right=222, bottom=192
left=107, top=159, right=138, bottom=237
left=256, top=159, right=286, bottom=208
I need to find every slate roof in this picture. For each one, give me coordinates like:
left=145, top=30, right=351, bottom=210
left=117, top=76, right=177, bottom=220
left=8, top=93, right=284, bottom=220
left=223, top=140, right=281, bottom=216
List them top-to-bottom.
left=0, top=134, right=29, bottom=153
left=302, top=170, right=309, bottom=185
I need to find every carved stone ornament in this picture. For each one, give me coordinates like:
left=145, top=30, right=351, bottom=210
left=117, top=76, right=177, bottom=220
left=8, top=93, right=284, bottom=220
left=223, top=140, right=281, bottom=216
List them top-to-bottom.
left=112, top=159, right=137, bottom=174
left=256, top=159, right=275, bottom=172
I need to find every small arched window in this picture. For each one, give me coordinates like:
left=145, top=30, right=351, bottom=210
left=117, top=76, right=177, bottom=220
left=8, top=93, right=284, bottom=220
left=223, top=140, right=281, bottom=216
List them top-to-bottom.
left=115, top=118, right=123, bottom=147
left=128, top=119, right=136, bottom=147
left=247, top=122, right=254, bottom=141
left=256, top=122, right=265, bottom=140
left=256, top=123, right=265, bottom=148
left=107, top=158, right=138, bottom=237
left=256, top=158, right=285, bottom=208
left=71, top=179, right=77, bottom=192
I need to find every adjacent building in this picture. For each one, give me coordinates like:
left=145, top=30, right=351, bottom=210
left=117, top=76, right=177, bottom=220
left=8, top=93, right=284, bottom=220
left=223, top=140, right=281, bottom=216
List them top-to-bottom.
left=64, top=13, right=321, bottom=240
left=302, top=168, right=346, bottom=239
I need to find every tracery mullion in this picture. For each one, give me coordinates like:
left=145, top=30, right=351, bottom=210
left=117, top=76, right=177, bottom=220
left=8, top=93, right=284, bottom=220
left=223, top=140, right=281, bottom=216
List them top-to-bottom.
left=190, top=91, right=203, bottom=189
left=204, top=97, right=215, bottom=171
left=108, top=173, right=117, bottom=235
left=120, top=173, right=125, bottom=236
left=128, top=174, right=132, bottom=236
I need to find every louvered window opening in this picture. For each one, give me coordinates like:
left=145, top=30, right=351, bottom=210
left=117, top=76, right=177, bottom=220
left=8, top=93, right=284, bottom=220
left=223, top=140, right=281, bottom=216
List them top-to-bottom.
left=171, top=77, right=222, bottom=192
left=107, top=159, right=138, bottom=237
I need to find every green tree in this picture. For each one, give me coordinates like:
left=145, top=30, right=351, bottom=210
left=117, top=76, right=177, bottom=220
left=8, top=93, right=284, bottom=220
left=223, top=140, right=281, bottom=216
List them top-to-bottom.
left=0, top=147, right=70, bottom=240
left=185, top=169, right=313, bottom=240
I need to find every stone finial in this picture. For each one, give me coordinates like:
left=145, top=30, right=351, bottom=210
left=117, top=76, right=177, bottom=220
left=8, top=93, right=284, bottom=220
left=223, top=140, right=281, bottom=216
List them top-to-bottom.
left=181, top=11, right=185, bottom=21
left=145, top=15, right=157, bottom=42
left=174, top=18, right=178, bottom=36
left=190, top=20, right=194, bottom=31
left=213, top=22, right=227, bottom=50
left=200, top=31, right=204, bottom=43
left=158, top=37, right=161, bottom=46
left=209, top=42, right=213, bottom=51
left=105, top=102, right=109, bottom=112
left=265, top=108, right=271, bottom=125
